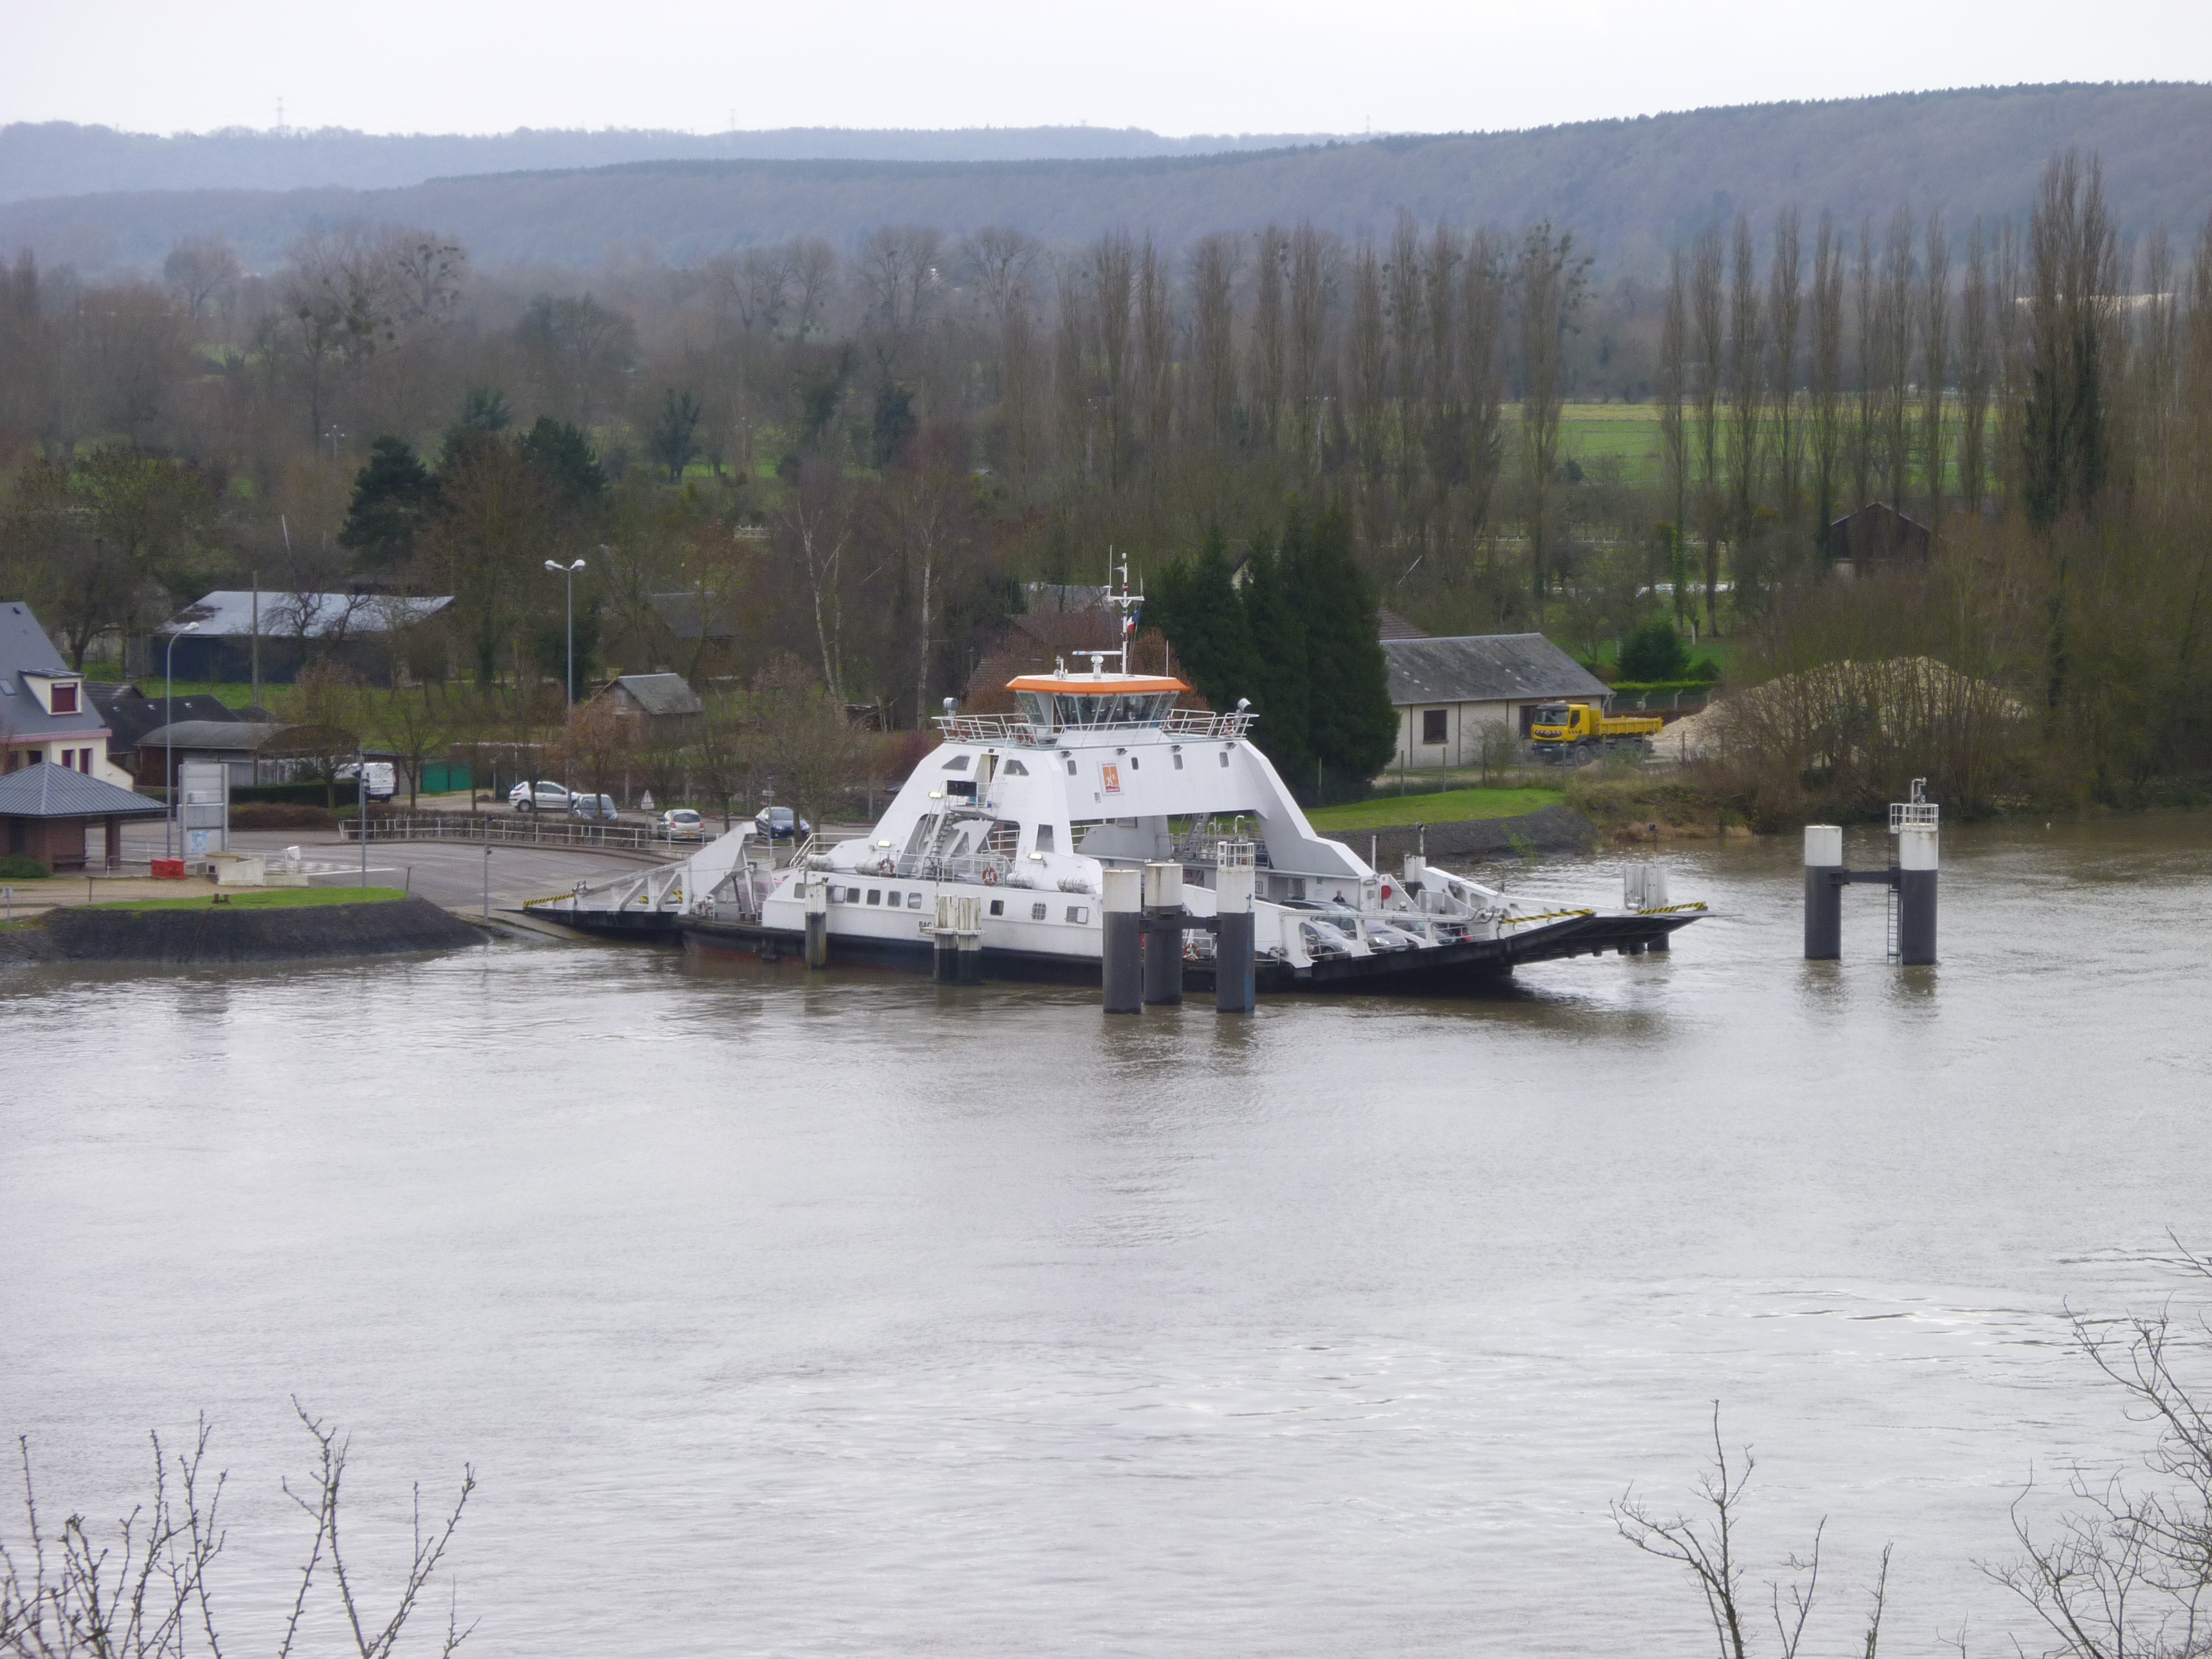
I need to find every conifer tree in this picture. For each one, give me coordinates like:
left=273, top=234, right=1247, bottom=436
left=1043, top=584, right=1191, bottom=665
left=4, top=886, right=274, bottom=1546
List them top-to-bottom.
left=1297, top=503, right=1397, bottom=795
left=1147, top=524, right=1259, bottom=713
left=1237, top=527, right=1312, bottom=788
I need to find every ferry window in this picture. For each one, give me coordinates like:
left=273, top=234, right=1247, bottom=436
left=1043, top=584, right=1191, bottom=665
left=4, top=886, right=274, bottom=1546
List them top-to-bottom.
left=1015, top=692, right=1051, bottom=727
left=1422, top=708, right=1447, bottom=745
left=1173, top=752, right=1183, bottom=770
left=1219, top=752, right=1229, bottom=767
left=941, top=754, right=971, bottom=770
left=1128, top=756, right=1139, bottom=771
left=1065, top=758, right=1077, bottom=775
left=1002, top=759, right=1029, bottom=775
left=1033, top=825, right=1055, bottom=853
left=866, top=889, right=881, bottom=905
left=887, top=890, right=900, bottom=905
left=907, top=893, right=922, bottom=909
left=988, top=899, right=1004, bottom=917
left=1031, top=902, right=1048, bottom=920
left=1066, top=906, right=1089, bottom=924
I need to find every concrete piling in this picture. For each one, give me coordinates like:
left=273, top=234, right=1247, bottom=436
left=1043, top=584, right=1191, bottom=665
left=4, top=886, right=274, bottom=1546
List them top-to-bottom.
left=1897, top=820, right=1938, bottom=966
left=1803, top=825, right=1844, bottom=960
left=1214, top=858, right=1256, bottom=1014
left=1141, top=860, right=1185, bottom=1006
left=1102, top=868, right=1143, bottom=1014
left=804, top=878, right=830, bottom=969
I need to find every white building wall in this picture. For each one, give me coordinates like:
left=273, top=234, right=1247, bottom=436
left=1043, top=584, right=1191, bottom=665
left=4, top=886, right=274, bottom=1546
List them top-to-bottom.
left=1392, top=700, right=1525, bottom=769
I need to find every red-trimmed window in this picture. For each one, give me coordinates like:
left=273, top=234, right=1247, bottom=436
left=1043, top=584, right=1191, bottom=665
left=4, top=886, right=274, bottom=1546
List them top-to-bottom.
left=50, top=682, right=79, bottom=714
left=60, top=749, right=75, bottom=770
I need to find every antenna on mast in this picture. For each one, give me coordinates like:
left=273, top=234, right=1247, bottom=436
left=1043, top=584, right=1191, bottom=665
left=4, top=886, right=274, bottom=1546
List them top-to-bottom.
left=1102, top=545, right=1143, bottom=676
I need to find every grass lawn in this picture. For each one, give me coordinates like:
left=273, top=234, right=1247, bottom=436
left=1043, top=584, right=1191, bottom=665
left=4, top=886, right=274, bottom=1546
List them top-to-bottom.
left=1306, top=787, right=1563, bottom=833
left=88, top=886, right=410, bottom=914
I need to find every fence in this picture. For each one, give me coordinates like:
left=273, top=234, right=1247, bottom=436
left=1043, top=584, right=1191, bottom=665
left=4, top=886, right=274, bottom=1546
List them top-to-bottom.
left=338, top=814, right=671, bottom=855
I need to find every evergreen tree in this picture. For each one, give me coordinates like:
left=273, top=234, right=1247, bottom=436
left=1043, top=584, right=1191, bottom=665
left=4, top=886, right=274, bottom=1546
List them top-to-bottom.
left=518, top=416, right=609, bottom=507
left=338, top=437, right=439, bottom=571
left=1296, top=503, right=1396, bottom=795
left=1148, top=524, right=1260, bottom=713
left=1238, top=527, right=1313, bottom=790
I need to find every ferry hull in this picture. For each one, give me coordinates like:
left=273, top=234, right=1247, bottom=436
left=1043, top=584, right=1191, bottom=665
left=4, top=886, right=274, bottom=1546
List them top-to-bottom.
left=670, top=910, right=1699, bottom=993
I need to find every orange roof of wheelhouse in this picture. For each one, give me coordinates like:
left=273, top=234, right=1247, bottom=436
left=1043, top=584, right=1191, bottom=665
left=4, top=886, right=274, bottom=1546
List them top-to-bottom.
left=1006, top=674, right=1189, bottom=695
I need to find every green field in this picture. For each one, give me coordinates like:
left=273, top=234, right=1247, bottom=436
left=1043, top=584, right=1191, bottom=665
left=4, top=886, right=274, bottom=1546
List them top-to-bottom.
left=1305, top=787, right=1563, bottom=833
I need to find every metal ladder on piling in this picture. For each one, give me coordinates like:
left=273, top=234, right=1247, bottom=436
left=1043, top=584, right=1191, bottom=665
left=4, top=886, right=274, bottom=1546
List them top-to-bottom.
left=1884, top=881, right=1901, bottom=963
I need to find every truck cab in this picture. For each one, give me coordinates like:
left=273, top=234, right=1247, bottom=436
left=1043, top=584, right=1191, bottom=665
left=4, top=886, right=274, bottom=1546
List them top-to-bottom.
left=1529, top=701, right=1662, bottom=761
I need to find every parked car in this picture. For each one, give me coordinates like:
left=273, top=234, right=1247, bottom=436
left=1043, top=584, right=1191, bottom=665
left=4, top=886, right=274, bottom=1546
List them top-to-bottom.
left=510, top=780, right=573, bottom=812
left=568, top=792, right=620, bottom=821
left=754, top=806, right=811, bottom=840
left=658, top=808, right=705, bottom=842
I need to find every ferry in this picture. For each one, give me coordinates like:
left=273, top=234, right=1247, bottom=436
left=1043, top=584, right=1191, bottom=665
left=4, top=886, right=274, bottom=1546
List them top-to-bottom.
left=535, top=572, right=1703, bottom=990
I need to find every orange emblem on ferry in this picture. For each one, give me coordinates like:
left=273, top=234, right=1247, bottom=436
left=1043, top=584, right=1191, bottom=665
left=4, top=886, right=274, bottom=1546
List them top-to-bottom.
left=1100, top=763, right=1121, bottom=794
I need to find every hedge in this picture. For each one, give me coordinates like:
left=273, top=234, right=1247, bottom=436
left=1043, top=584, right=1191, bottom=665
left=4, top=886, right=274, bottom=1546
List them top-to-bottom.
left=232, top=780, right=359, bottom=806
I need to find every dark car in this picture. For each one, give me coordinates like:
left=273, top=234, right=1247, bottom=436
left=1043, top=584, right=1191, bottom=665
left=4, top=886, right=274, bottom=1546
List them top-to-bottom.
left=754, top=806, right=811, bottom=840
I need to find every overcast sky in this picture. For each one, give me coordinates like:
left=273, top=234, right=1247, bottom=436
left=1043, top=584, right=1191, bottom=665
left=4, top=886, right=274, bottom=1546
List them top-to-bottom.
left=7, top=0, right=2209, bottom=138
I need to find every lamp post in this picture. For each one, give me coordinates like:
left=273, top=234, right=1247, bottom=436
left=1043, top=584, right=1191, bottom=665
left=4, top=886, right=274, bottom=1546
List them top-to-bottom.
left=544, top=558, right=587, bottom=708
left=545, top=558, right=586, bottom=809
left=164, top=621, right=199, bottom=859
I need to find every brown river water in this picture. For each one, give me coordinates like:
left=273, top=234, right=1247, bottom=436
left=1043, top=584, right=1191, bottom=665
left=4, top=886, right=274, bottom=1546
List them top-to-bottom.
left=4, top=814, right=2211, bottom=1656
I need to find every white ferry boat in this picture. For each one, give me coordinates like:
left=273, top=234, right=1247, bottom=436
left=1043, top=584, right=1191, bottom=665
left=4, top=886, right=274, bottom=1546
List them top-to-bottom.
left=538, top=580, right=1703, bottom=990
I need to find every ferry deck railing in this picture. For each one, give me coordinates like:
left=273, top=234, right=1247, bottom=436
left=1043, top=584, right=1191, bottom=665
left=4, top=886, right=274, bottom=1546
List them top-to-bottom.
left=934, top=709, right=1257, bottom=746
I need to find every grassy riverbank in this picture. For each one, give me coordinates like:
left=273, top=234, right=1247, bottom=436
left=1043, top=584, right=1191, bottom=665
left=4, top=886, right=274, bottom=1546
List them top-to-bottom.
left=1306, top=787, right=1564, bottom=832
left=87, top=886, right=409, bottom=913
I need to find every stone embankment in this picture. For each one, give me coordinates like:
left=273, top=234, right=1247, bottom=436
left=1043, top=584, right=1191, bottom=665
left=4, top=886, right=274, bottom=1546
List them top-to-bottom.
left=1365, top=805, right=1600, bottom=871
left=1, top=896, right=486, bottom=967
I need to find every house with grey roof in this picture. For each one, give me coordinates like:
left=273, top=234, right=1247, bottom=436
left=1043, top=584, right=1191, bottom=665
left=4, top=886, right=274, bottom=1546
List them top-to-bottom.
left=142, top=590, right=454, bottom=684
left=1, top=601, right=140, bottom=790
left=1381, top=634, right=1612, bottom=768
left=592, top=673, right=705, bottom=743
left=0, top=761, right=165, bottom=873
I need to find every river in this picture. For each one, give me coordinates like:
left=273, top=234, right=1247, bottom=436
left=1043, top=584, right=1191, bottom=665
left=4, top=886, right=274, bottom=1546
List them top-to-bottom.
left=4, top=815, right=2210, bottom=1656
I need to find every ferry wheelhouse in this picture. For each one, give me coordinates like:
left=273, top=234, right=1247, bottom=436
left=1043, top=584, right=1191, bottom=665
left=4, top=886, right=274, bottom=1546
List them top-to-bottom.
left=540, top=579, right=1704, bottom=989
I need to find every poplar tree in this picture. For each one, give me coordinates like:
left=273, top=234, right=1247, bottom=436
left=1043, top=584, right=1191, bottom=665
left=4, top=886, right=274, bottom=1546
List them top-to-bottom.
left=1297, top=503, right=1397, bottom=795
left=1147, top=525, right=1259, bottom=712
left=1237, top=526, right=1311, bottom=787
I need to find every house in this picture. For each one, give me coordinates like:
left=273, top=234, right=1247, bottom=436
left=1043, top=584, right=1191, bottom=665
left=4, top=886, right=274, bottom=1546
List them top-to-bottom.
left=1825, top=503, right=1932, bottom=572
left=141, top=590, right=455, bottom=684
left=1, top=602, right=140, bottom=789
left=1382, top=634, right=1613, bottom=765
left=593, top=673, right=704, bottom=743
left=87, top=683, right=245, bottom=776
left=132, top=721, right=302, bottom=789
left=0, top=761, right=166, bottom=873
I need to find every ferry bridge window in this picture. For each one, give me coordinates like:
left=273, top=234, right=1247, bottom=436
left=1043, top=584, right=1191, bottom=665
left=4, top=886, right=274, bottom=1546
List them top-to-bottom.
left=1015, top=692, right=1052, bottom=727
left=1422, top=708, right=1448, bottom=745
left=1031, top=902, right=1048, bottom=920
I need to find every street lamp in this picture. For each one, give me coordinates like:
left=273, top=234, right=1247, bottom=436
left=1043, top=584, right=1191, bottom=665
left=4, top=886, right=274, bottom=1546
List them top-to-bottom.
left=544, top=558, right=587, bottom=707
left=164, top=621, right=199, bottom=859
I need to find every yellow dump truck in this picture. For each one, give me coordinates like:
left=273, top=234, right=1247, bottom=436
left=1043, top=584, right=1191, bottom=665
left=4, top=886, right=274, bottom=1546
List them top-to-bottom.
left=1528, top=701, right=1665, bottom=761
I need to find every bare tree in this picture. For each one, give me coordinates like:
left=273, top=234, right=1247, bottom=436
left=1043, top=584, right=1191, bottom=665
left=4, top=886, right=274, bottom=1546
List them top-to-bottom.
left=1767, top=207, right=1804, bottom=526
left=1878, top=207, right=1917, bottom=507
left=1728, top=213, right=1765, bottom=546
left=1919, top=213, right=1953, bottom=535
left=1808, top=214, right=1847, bottom=546
left=1852, top=218, right=1879, bottom=513
left=1958, top=220, right=1994, bottom=518
left=1517, top=223, right=1589, bottom=611
left=855, top=224, right=943, bottom=377
left=1248, top=224, right=1287, bottom=451
left=1692, top=225, right=1726, bottom=628
left=1089, top=231, right=1135, bottom=490
left=1460, top=232, right=1507, bottom=549
left=163, top=235, right=242, bottom=327
left=1187, top=235, right=1239, bottom=449
left=1136, top=237, right=1173, bottom=471
left=1347, top=238, right=1388, bottom=492
left=1660, top=249, right=1691, bottom=619
left=1986, top=1237, right=2212, bottom=1659
left=0, top=1404, right=474, bottom=1659
left=1615, top=1405, right=1891, bottom=1659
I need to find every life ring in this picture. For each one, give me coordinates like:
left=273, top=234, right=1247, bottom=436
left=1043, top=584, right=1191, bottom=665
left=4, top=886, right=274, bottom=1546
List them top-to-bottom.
left=982, top=867, right=999, bottom=885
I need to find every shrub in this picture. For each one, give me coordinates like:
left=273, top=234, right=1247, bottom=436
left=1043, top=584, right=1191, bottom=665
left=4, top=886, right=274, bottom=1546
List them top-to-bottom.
left=1619, top=617, right=1689, bottom=682
left=234, top=780, right=359, bottom=806
left=229, top=802, right=335, bottom=830
left=0, top=853, right=49, bottom=879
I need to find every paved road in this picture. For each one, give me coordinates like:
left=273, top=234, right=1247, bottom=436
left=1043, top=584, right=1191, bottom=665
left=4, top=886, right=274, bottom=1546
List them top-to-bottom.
left=117, top=828, right=671, bottom=912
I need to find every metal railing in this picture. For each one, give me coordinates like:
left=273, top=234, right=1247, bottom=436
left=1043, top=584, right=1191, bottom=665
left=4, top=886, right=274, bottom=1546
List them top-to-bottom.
left=932, top=708, right=1257, bottom=746
left=339, top=814, right=674, bottom=855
